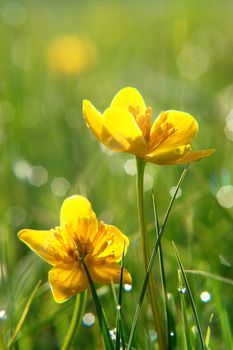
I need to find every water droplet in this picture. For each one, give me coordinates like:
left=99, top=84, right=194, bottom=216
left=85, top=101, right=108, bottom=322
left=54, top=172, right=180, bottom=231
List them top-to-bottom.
left=124, top=284, right=132, bottom=292
left=178, top=287, right=187, bottom=294
left=200, top=291, right=211, bottom=303
left=116, top=305, right=121, bottom=311
left=0, top=310, right=7, bottom=320
left=82, top=312, right=95, bottom=327
left=109, top=328, right=116, bottom=341
left=170, top=331, right=175, bottom=337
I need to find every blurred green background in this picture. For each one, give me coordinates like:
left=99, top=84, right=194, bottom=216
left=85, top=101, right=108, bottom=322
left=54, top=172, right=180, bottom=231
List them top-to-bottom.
left=0, top=0, right=232, bottom=349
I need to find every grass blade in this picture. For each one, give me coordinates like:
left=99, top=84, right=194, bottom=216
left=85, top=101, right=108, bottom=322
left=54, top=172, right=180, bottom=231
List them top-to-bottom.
left=127, top=164, right=189, bottom=350
left=152, top=190, right=174, bottom=350
left=172, top=242, right=206, bottom=350
left=116, top=247, right=125, bottom=350
left=81, top=258, right=114, bottom=350
left=178, top=270, right=193, bottom=350
left=184, top=270, right=233, bottom=286
left=7, top=280, right=42, bottom=349
left=212, top=284, right=233, bottom=350
left=61, top=290, right=87, bottom=350
left=205, top=314, right=214, bottom=349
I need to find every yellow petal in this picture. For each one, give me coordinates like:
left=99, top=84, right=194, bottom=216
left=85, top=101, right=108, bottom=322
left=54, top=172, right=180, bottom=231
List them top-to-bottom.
left=110, top=87, right=146, bottom=115
left=82, top=99, right=103, bottom=140
left=102, top=107, right=147, bottom=155
left=150, top=110, right=198, bottom=151
left=145, top=145, right=191, bottom=165
left=169, top=148, right=215, bottom=164
left=60, top=195, right=97, bottom=232
left=93, top=222, right=129, bottom=262
left=92, top=223, right=129, bottom=263
left=18, top=229, right=72, bottom=266
left=88, top=262, right=132, bottom=285
left=49, top=263, right=88, bottom=303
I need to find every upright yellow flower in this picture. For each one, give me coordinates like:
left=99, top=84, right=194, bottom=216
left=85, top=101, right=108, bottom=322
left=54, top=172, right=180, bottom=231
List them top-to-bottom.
left=47, top=35, right=96, bottom=75
left=83, top=87, right=214, bottom=164
left=18, top=195, right=131, bottom=303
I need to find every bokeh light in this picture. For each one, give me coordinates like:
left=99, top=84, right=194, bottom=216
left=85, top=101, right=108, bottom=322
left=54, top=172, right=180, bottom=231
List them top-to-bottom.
left=216, top=186, right=233, bottom=208
left=200, top=291, right=212, bottom=303
left=82, top=313, right=95, bottom=327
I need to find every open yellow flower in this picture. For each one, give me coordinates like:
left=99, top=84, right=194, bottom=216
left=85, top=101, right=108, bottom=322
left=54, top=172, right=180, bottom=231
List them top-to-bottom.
left=83, top=87, right=214, bottom=164
left=18, top=195, right=131, bottom=303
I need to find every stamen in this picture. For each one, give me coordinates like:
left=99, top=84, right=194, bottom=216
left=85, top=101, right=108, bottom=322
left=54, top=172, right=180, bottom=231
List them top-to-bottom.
left=128, top=105, right=152, bottom=143
left=149, top=112, right=177, bottom=151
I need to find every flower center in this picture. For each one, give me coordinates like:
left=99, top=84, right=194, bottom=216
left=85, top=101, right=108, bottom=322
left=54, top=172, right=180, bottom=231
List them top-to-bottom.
left=128, top=105, right=152, bottom=143
left=72, top=236, right=94, bottom=261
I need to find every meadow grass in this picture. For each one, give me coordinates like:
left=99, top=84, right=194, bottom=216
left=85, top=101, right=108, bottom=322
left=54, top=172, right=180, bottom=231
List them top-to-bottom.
left=0, top=1, right=232, bottom=349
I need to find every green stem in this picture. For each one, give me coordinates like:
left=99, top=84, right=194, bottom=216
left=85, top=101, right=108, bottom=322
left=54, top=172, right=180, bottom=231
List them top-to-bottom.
left=135, top=157, right=166, bottom=350
left=127, top=164, right=189, bottom=350
left=152, top=192, right=174, bottom=350
left=81, top=258, right=114, bottom=350
left=61, top=291, right=87, bottom=350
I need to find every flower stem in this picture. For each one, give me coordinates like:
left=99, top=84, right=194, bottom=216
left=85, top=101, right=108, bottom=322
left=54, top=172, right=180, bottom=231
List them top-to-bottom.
left=135, top=157, right=166, bottom=350
left=61, top=290, right=87, bottom=350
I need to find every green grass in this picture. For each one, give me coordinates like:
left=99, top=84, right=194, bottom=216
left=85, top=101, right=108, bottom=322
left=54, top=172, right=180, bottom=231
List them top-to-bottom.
left=0, top=0, right=233, bottom=349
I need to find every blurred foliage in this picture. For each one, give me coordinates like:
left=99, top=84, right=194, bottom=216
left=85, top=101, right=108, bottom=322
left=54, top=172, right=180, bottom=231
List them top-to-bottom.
left=0, top=0, right=232, bottom=349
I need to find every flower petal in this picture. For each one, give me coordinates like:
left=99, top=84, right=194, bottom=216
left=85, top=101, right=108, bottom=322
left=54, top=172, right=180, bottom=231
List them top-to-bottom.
left=110, top=87, right=146, bottom=115
left=82, top=99, right=103, bottom=140
left=102, top=107, right=147, bottom=155
left=150, top=110, right=198, bottom=151
left=145, top=145, right=191, bottom=165
left=169, top=148, right=215, bottom=164
left=60, top=195, right=97, bottom=233
left=92, top=223, right=129, bottom=263
left=18, top=229, right=72, bottom=265
left=88, top=262, right=132, bottom=285
left=49, top=263, right=88, bottom=302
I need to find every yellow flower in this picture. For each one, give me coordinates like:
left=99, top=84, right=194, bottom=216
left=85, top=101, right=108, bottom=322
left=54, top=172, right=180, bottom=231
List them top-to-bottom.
left=47, top=35, right=96, bottom=75
left=83, top=87, right=214, bottom=164
left=18, top=195, right=131, bottom=303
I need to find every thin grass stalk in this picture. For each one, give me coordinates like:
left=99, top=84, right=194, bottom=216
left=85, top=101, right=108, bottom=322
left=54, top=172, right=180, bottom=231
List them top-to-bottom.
left=135, top=157, right=166, bottom=350
left=127, top=164, right=189, bottom=350
left=152, top=191, right=173, bottom=350
left=172, top=242, right=206, bottom=350
left=116, top=248, right=125, bottom=350
left=81, top=257, right=114, bottom=350
left=178, top=270, right=193, bottom=350
left=184, top=270, right=233, bottom=286
left=7, top=280, right=42, bottom=349
left=212, top=284, right=233, bottom=349
left=61, top=290, right=87, bottom=350
left=205, top=314, right=214, bottom=349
